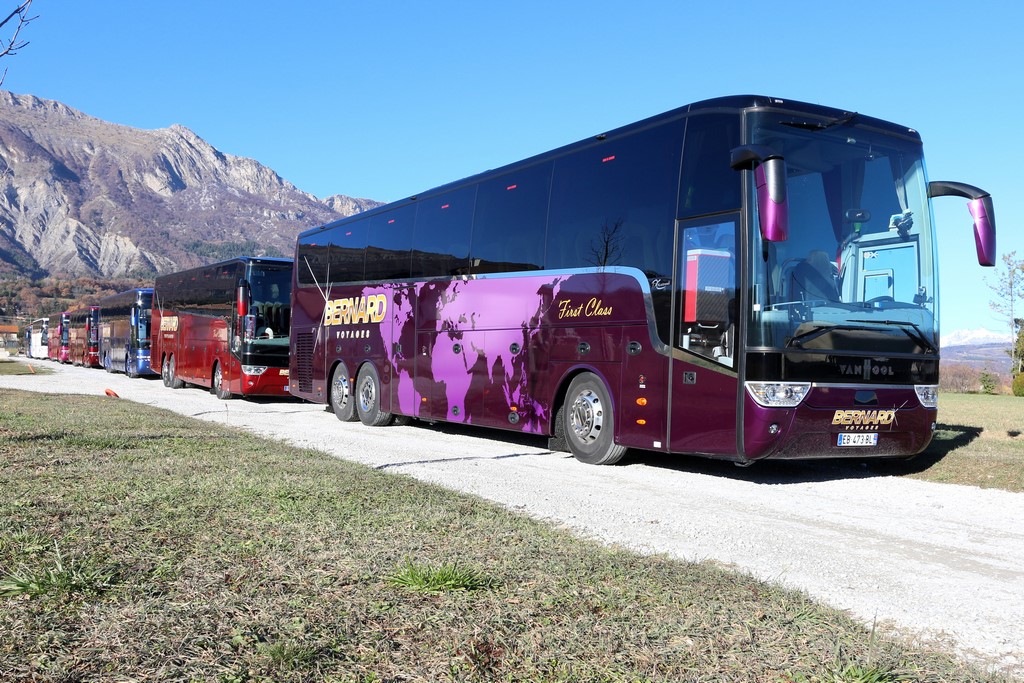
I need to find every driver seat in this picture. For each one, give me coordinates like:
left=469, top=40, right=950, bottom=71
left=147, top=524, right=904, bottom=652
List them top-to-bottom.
left=791, top=250, right=839, bottom=302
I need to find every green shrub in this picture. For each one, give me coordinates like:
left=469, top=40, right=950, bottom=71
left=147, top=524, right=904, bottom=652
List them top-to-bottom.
left=979, top=371, right=998, bottom=395
left=1013, top=372, right=1024, bottom=397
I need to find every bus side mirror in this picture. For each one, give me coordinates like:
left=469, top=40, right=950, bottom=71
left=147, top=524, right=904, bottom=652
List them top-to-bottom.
left=731, top=145, right=789, bottom=242
left=928, top=181, right=996, bottom=267
left=236, top=279, right=250, bottom=317
left=244, top=313, right=257, bottom=342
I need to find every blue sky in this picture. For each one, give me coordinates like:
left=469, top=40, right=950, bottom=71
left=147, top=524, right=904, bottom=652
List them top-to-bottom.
left=4, top=0, right=1022, bottom=335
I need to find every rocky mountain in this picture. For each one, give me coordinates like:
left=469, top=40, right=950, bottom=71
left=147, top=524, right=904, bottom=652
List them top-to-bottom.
left=0, top=90, right=382, bottom=279
left=942, top=327, right=1012, bottom=348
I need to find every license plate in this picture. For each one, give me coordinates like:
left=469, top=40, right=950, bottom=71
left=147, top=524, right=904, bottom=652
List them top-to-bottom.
left=837, top=433, right=878, bottom=447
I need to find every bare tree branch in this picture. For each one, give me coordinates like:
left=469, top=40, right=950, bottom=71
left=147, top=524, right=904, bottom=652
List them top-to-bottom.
left=0, top=0, right=36, bottom=86
left=587, top=219, right=626, bottom=269
left=987, top=251, right=1024, bottom=377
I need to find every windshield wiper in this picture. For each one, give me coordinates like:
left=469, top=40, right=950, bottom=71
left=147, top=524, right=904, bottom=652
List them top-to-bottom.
left=786, top=319, right=937, bottom=353
left=847, top=319, right=938, bottom=354
left=785, top=323, right=868, bottom=348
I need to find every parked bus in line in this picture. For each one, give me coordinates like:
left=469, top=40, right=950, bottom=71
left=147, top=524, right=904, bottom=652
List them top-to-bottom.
left=289, top=95, right=996, bottom=465
left=152, top=257, right=293, bottom=399
left=97, top=287, right=156, bottom=377
left=66, top=305, right=101, bottom=368
left=47, top=311, right=70, bottom=363
left=24, top=317, right=48, bottom=359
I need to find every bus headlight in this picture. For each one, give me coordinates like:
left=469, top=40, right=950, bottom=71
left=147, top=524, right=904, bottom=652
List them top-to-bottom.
left=242, top=365, right=268, bottom=376
left=745, top=382, right=810, bottom=408
left=914, top=384, right=939, bottom=408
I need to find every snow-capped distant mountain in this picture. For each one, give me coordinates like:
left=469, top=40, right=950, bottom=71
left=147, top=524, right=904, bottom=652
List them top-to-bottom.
left=942, top=328, right=1013, bottom=347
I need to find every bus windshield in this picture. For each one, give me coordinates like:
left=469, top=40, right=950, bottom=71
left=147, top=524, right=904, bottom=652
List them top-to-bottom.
left=746, top=111, right=938, bottom=355
left=247, top=263, right=292, bottom=347
left=137, top=307, right=151, bottom=349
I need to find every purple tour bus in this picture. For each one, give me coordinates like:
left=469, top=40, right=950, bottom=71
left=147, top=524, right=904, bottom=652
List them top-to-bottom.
left=289, top=95, right=996, bottom=465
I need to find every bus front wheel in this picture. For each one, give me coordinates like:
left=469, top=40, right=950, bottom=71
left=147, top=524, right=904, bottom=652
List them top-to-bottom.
left=212, top=362, right=232, bottom=400
left=330, top=362, right=358, bottom=422
left=356, top=364, right=393, bottom=427
left=562, top=372, right=626, bottom=465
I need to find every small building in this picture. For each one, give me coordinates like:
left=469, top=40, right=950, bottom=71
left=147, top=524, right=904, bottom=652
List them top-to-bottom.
left=0, top=323, right=20, bottom=356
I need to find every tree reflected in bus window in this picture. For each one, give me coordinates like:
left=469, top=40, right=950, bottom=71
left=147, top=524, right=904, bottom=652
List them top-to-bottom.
left=547, top=121, right=682, bottom=280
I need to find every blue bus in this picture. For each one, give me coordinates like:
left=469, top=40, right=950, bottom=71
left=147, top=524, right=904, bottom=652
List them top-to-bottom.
left=97, top=287, right=156, bottom=377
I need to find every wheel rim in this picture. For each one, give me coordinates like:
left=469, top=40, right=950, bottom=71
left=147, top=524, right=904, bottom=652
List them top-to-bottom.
left=214, top=365, right=222, bottom=391
left=332, top=370, right=350, bottom=410
left=358, top=376, right=376, bottom=413
left=569, top=389, right=604, bottom=445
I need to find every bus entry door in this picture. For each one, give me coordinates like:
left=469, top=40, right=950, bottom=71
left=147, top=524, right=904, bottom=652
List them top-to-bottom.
left=668, top=217, right=740, bottom=458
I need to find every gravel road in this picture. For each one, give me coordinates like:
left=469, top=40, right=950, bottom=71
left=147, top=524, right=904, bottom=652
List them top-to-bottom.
left=3, top=357, right=1022, bottom=677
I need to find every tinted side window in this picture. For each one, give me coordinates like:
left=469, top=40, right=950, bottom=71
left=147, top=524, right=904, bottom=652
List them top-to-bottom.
left=678, top=114, right=742, bottom=218
left=547, top=121, right=683, bottom=280
left=470, top=162, right=552, bottom=274
left=412, top=186, right=476, bottom=277
left=365, top=204, right=416, bottom=281
left=329, top=217, right=369, bottom=282
left=296, top=231, right=331, bottom=287
left=192, top=264, right=235, bottom=313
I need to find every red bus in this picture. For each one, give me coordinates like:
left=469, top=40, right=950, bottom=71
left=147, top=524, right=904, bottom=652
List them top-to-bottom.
left=289, top=95, right=995, bottom=465
left=152, top=257, right=293, bottom=399
left=67, top=305, right=101, bottom=367
left=47, top=311, right=70, bottom=363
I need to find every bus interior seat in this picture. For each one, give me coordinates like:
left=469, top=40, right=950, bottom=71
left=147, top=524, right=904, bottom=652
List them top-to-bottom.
left=790, top=250, right=840, bottom=302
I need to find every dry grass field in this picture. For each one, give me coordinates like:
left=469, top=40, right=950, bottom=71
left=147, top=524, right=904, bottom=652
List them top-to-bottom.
left=0, top=365, right=1020, bottom=681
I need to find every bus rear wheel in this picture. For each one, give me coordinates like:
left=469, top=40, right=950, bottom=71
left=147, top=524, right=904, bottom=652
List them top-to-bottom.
left=167, top=355, right=184, bottom=389
left=330, top=362, right=358, bottom=422
left=356, top=364, right=393, bottom=427
left=562, top=372, right=626, bottom=465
